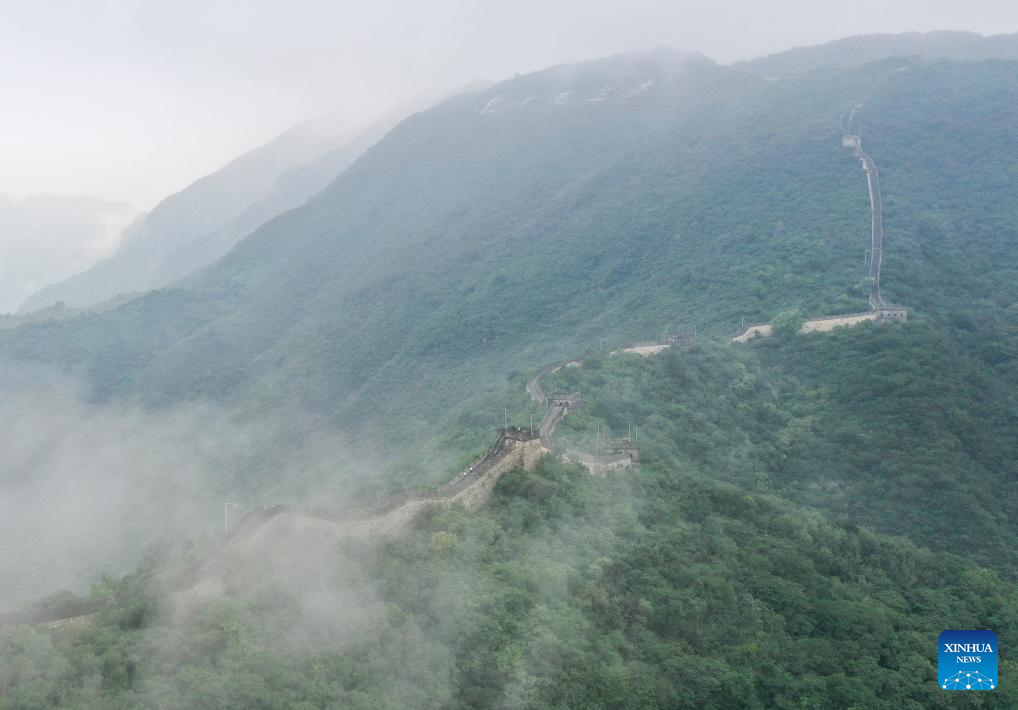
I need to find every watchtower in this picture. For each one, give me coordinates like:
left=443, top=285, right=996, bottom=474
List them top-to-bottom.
left=661, top=333, right=699, bottom=349
left=499, top=425, right=541, bottom=443
left=496, top=426, right=545, bottom=470
left=572, top=428, right=640, bottom=476
left=597, top=434, right=640, bottom=467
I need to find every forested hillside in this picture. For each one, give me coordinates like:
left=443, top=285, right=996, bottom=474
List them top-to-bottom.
left=4, top=36, right=1018, bottom=709
left=0, top=51, right=880, bottom=426
left=3, top=51, right=1018, bottom=499
left=861, top=60, right=1018, bottom=328
left=542, top=325, right=1018, bottom=580
left=2, top=456, right=1015, bottom=708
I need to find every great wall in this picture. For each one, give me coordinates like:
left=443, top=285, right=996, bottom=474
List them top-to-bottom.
left=732, top=92, right=908, bottom=342
left=176, top=95, right=914, bottom=611
left=6, top=97, right=912, bottom=628
left=732, top=308, right=907, bottom=343
left=172, top=354, right=629, bottom=610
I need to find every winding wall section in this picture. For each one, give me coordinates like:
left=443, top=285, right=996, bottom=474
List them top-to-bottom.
left=26, top=92, right=908, bottom=625
left=843, top=104, right=887, bottom=309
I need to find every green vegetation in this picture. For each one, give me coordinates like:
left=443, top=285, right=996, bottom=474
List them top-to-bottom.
left=5, top=45, right=1018, bottom=709
left=0, top=51, right=882, bottom=462
left=5, top=53, right=1018, bottom=503
left=4, top=54, right=1017, bottom=505
left=770, top=309, right=804, bottom=336
left=547, top=322, right=1018, bottom=580
left=3, top=457, right=1015, bottom=708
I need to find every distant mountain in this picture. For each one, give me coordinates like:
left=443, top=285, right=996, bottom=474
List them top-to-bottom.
left=740, top=30, right=1018, bottom=76
left=146, top=78, right=493, bottom=288
left=18, top=87, right=477, bottom=316
left=16, top=117, right=389, bottom=314
left=128, top=121, right=400, bottom=293
left=17, top=122, right=352, bottom=314
left=0, top=194, right=136, bottom=314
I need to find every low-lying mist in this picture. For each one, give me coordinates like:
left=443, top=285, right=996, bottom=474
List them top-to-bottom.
left=0, top=364, right=383, bottom=612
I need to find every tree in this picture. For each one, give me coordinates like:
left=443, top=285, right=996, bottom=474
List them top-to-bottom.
left=771, top=309, right=805, bottom=337
left=430, top=531, right=458, bottom=559
left=0, top=626, right=68, bottom=708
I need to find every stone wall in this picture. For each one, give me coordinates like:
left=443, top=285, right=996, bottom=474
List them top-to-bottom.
left=733, top=308, right=909, bottom=343
left=799, top=312, right=878, bottom=333
left=731, top=323, right=774, bottom=342
left=621, top=343, right=672, bottom=356
left=548, top=393, right=583, bottom=409
left=223, top=436, right=546, bottom=550
left=450, top=437, right=544, bottom=509
left=570, top=450, right=639, bottom=477
left=246, top=500, right=434, bottom=544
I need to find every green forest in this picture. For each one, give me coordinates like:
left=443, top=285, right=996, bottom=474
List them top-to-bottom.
left=5, top=317, right=1018, bottom=708
left=544, top=322, right=1018, bottom=579
left=3, top=453, right=1016, bottom=709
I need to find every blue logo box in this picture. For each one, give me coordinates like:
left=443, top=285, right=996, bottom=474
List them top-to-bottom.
left=939, top=630, right=998, bottom=690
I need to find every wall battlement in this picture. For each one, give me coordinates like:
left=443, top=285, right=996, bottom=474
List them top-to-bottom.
left=876, top=307, right=908, bottom=322
left=569, top=435, right=640, bottom=477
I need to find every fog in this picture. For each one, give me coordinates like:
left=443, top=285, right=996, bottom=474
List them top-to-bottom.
left=3, top=0, right=1017, bottom=209
left=0, top=195, right=138, bottom=313
left=0, top=366, right=383, bottom=612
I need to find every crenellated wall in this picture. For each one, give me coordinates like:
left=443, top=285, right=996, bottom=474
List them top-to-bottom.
left=732, top=308, right=908, bottom=342
left=800, top=312, right=879, bottom=333
left=222, top=433, right=546, bottom=548
left=449, top=437, right=544, bottom=509
left=569, top=450, right=639, bottom=477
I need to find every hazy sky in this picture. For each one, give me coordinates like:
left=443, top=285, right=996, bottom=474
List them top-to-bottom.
left=2, top=0, right=1016, bottom=209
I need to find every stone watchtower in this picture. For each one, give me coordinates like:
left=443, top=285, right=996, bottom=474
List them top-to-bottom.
left=498, top=426, right=545, bottom=470
left=572, top=430, right=640, bottom=476
left=598, top=435, right=640, bottom=467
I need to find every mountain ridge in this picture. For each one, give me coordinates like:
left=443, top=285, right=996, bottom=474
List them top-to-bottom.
left=740, top=29, right=1018, bottom=76
left=17, top=121, right=359, bottom=314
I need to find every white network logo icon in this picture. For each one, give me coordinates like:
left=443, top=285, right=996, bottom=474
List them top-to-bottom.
left=943, top=670, right=995, bottom=690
